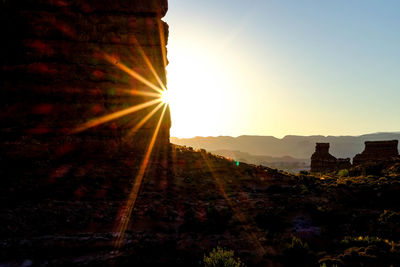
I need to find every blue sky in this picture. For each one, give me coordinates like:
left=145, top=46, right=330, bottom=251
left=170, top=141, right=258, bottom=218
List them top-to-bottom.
left=165, top=0, right=400, bottom=138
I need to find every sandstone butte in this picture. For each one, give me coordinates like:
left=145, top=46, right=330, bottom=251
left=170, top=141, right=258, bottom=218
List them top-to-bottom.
left=1, top=0, right=171, bottom=195
left=311, top=141, right=399, bottom=173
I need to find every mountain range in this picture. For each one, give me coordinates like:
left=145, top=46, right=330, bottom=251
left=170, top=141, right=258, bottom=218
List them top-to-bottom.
left=171, top=132, right=400, bottom=161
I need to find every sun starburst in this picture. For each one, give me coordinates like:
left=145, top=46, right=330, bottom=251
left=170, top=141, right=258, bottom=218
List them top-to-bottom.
left=70, top=24, right=171, bottom=248
left=160, top=90, right=170, bottom=104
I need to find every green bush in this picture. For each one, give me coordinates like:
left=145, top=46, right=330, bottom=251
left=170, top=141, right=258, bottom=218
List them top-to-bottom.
left=338, top=169, right=349, bottom=177
left=283, top=236, right=316, bottom=265
left=288, top=236, right=309, bottom=251
left=203, top=247, right=245, bottom=267
left=320, top=263, right=338, bottom=267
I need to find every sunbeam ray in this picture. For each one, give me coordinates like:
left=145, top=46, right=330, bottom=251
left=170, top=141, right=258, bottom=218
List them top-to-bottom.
left=129, top=36, right=167, bottom=91
left=104, top=54, right=164, bottom=95
left=101, top=87, right=160, bottom=98
left=129, top=89, right=161, bottom=98
left=71, top=99, right=162, bottom=133
left=126, top=102, right=165, bottom=138
left=114, top=104, right=168, bottom=248
left=201, top=153, right=266, bottom=257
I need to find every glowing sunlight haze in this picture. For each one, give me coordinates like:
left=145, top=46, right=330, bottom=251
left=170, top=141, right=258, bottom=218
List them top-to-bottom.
left=165, top=0, right=400, bottom=139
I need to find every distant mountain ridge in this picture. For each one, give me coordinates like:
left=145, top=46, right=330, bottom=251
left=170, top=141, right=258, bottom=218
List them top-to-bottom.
left=171, top=132, right=400, bottom=159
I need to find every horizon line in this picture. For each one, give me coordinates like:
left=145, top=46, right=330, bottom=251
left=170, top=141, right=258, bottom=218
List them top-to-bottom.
left=171, top=131, right=400, bottom=140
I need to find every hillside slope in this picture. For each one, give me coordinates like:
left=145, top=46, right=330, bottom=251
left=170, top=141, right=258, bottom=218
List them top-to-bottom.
left=1, top=145, right=400, bottom=266
left=211, top=149, right=309, bottom=173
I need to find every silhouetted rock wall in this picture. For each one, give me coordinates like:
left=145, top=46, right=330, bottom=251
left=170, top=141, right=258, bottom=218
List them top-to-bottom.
left=0, top=0, right=170, bottom=199
left=311, top=140, right=400, bottom=173
left=353, top=140, right=400, bottom=166
left=311, top=143, right=338, bottom=172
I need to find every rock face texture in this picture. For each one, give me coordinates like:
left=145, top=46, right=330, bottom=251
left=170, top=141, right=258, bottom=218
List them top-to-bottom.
left=0, top=0, right=170, bottom=197
left=311, top=140, right=400, bottom=172
left=353, top=140, right=400, bottom=166
left=311, top=143, right=339, bottom=172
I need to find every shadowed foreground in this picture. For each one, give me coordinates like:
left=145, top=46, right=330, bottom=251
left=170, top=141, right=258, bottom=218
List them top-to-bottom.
left=2, top=0, right=399, bottom=266
left=1, top=145, right=400, bottom=266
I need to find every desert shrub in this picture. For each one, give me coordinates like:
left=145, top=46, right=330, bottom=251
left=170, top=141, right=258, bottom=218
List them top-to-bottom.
left=385, top=163, right=400, bottom=176
left=338, top=169, right=349, bottom=177
left=300, top=184, right=310, bottom=194
left=379, top=210, right=400, bottom=225
left=283, top=236, right=315, bottom=265
left=288, top=236, right=309, bottom=251
left=338, top=236, right=400, bottom=266
left=341, top=236, right=391, bottom=250
left=338, top=246, right=381, bottom=265
left=203, top=247, right=245, bottom=267
left=319, top=260, right=340, bottom=267
left=320, top=263, right=339, bottom=267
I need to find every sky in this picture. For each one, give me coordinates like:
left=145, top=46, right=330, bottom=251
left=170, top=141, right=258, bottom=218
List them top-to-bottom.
left=164, top=0, right=400, bottom=138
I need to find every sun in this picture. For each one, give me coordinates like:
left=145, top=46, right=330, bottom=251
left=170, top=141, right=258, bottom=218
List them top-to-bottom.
left=160, top=90, right=170, bottom=104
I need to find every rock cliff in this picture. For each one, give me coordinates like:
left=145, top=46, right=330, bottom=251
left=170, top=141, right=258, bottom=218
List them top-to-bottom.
left=1, top=0, right=170, bottom=199
left=353, top=140, right=400, bottom=165
left=311, top=141, right=399, bottom=173
left=310, top=143, right=338, bottom=172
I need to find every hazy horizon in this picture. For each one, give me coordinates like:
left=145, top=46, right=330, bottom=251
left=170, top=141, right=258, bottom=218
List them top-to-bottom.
left=165, top=0, right=400, bottom=138
left=171, top=131, right=400, bottom=140
left=171, top=132, right=400, bottom=160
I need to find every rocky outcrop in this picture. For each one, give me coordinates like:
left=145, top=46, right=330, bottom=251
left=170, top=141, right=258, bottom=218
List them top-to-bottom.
left=0, top=0, right=170, bottom=199
left=311, top=140, right=400, bottom=173
left=353, top=140, right=400, bottom=166
left=311, top=143, right=338, bottom=172
left=311, top=143, right=351, bottom=173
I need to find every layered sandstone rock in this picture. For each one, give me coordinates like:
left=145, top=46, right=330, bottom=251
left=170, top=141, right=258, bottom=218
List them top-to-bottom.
left=0, top=0, right=170, bottom=199
left=311, top=140, right=400, bottom=173
left=353, top=140, right=400, bottom=166
left=310, top=143, right=351, bottom=173
left=311, top=143, right=338, bottom=172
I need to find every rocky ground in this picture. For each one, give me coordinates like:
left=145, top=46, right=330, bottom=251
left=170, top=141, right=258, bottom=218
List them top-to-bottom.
left=1, top=144, right=400, bottom=266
